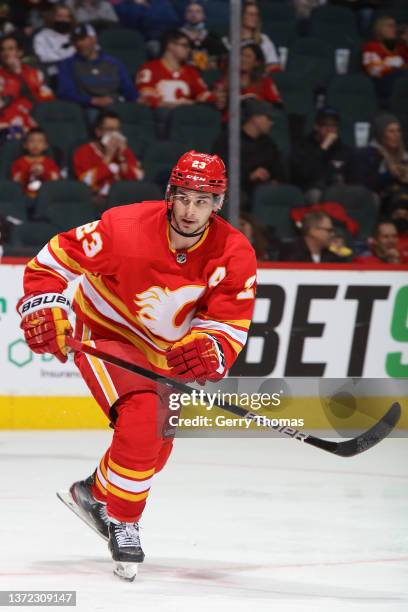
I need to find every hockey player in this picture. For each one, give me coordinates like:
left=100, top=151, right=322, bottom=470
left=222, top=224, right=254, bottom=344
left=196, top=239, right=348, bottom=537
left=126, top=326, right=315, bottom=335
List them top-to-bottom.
left=17, top=151, right=257, bottom=581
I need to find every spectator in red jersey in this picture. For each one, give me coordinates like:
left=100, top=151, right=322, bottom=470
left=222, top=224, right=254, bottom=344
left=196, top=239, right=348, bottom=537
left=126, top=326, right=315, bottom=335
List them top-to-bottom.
left=180, top=2, right=227, bottom=71
left=362, top=15, right=408, bottom=104
left=136, top=29, right=213, bottom=108
left=0, top=35, right=54, bottom=133
left=214, top=42, right=282, bottom=118
left=73, top=110, right=144, bottom=209
left=11, top=128, right=60, bottom=200
left=354, top=220, right=407, bottom=264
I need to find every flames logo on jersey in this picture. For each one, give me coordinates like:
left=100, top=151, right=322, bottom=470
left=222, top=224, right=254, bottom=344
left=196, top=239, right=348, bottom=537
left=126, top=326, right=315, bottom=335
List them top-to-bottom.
left=134, top=285, right=206, bottom=341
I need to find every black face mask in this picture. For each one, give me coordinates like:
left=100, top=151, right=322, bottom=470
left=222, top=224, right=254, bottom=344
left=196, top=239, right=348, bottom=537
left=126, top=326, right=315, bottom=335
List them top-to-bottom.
left=54, top=21, right=72, bottom=34
left=393, top=217, right=408, bottom=233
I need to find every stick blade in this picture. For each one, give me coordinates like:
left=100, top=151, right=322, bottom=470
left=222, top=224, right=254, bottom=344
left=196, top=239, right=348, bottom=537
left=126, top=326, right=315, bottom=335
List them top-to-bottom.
left=333, top=402, right=402, bottom=457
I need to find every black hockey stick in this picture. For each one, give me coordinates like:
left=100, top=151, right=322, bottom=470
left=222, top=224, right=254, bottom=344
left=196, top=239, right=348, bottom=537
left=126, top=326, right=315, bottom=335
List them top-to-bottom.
left=66, top=337, right=401, bottom=458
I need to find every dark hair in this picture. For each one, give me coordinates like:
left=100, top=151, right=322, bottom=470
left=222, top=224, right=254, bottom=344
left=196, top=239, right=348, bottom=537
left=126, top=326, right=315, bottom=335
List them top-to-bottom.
left=161, top=29, right=191, bottom=53
left=0, top=34, right=23, bottom=52
left=94, top=110, right=120, bottom=131
left=25, top=128, right=48, bottom=139
left=301, top=211, right=331, bottom=236
left=239, top=212, right=270, bottom=260
left=373, top=219, right=397, bottom=238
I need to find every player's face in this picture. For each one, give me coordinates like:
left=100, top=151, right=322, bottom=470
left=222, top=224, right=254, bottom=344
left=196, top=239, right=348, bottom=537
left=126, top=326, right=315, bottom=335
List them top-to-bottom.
left=171, top=188, right=217, bottom=233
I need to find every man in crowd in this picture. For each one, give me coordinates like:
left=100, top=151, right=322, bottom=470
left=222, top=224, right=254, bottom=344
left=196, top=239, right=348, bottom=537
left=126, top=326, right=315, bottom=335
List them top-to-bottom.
left=180, top=2, right=226, bottom=71
left=58, top=24, right=136, bottom=110
left=136, top=29, right=213, bottom=108
left=213, top=99, right=285, bottom=208
left=290, top=107, right=354, bottom=204
left=73, top=110, right=144, bottom=209
left=279, top=211, right=350, bottom=262
left=354, top=220, right=407, bottom=264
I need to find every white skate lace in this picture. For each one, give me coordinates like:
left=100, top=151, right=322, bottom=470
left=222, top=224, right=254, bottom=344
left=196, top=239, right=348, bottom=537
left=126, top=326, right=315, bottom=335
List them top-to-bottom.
left=99, top=504, right=109, bottom=525
left=114, top=523, right=141, bottom=548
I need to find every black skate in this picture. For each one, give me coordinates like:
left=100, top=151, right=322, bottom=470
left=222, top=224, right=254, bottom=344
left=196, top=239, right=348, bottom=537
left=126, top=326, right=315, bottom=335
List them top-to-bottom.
left=57, top=472, right=109, bottom=541
left=108, top=520, right=145, bottom=581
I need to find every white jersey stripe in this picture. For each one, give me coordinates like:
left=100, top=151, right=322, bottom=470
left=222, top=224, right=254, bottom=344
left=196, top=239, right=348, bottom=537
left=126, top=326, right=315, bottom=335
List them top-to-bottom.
left=36, top=243, right=79, bottom=283
left=190, top=317, right=247, bottom=345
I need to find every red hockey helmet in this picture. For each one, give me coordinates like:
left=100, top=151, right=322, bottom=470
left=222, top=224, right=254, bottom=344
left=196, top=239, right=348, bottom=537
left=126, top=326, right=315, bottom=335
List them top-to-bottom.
left=168, top=151, right=227, bottom=195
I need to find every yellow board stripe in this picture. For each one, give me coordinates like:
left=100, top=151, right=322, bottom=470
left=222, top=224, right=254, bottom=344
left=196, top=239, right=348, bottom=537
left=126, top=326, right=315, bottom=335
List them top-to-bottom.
left=108, top=457, right=155, bottom=480
left=106, top=482, right=149, bottom=502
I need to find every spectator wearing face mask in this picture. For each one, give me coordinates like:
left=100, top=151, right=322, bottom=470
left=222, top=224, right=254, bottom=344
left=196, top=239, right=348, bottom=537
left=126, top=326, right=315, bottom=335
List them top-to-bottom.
left=180, top=2, right=227, bottom=71
left=33, top=5, right=76, bottom=89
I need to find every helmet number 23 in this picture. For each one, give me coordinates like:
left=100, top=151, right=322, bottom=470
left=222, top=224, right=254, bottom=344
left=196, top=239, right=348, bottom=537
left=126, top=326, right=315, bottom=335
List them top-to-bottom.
left=191, top=160, right=206, bottom=169
left=76, top=221, right=103, bottom=258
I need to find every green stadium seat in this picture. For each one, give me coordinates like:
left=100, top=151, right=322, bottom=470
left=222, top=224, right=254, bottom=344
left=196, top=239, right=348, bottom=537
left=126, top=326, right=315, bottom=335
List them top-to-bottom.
left=205, top=1, right=230, bottom=35
left=310, top=5, right=359, bottom=36
left=262, top=21, right=297, bottom=51
left=99, top=28, right=147, bottom=79
left=286, top=38, right=335, bottom=91
left=271, top=73, right=314, bottom=118
left=326, top=75, right=378, bottom=147
left=390, top=77, right=408, bottom=144
left=32, top=101, right=88, bottom=162
left=109, top=102, right=156, bottom=159
left=169, top=105, right=222, bottom=153
left=269, top=107, right=290, bottom=156
left=0, top=140, right=24, bottom=179
left=143, top=141, right=187, bottom=187
left=0, top=180, right=28, bottom=223
left=35, top=180, right=95, bottom=230
left=105, top=180, right=163, bottom=211
left=253, top=183, right=305, bottom=238
left=322, top=185, right=378, bottom=239
left=6, top=220, right=58, bottom=255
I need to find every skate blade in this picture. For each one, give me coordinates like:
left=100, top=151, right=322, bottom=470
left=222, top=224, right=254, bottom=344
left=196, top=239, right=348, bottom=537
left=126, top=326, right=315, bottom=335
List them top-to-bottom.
left=56, top=490, right=109, bottom=542
left=113, top=561, right=139, bottom=582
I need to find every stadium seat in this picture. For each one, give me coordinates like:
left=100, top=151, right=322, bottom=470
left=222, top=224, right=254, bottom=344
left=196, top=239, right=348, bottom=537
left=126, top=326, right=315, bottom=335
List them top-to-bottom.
left=205, top=1, right=230, bottom=35
left=310, top=5, right=359, bottom=40
left=262, top=21, right=297, bottom=52
left=99, top=28, right=147, bottom=79
left=286, top=38, right=335, bottom=92
left=271, top=73, right=314, bottom=118
left=326, top=75, right=378, bottom=147
left=390, top=77, right=408, bottom=144
left=32, top=101, right=88, bottom=163
left=109, top=102, right=156, bottom=159
left=169, top=105, right=222, bottom=153
left=269, top=107, right=290, bottom=156
left=0, top=141, right=24, bottom=179
left=143, top=141, right=187, bottom=188
left=0, top=180, right=28, bottom=223
left=35, top=181, right=95, bottom=230
left=105, top=181, right=163, bottom=211
left=253, top=183, right=305, bottom=237
left=322, top=185, right=378, bottom=239
left=6, top=220, right=58, bottom=254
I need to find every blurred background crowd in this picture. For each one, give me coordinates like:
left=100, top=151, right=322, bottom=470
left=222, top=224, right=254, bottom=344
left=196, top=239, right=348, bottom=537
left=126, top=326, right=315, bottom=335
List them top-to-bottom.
left=0, top=0, right=407, bottom=265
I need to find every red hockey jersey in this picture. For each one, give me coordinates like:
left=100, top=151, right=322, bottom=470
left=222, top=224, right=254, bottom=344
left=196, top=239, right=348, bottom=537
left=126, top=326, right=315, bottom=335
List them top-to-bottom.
left=362, top=41, right=408, bottom=77
left=136, top=59, right=213, bottom=108
left=11, top=155, right=60, bottom=197
left=23, top=201, right=257, bottom=374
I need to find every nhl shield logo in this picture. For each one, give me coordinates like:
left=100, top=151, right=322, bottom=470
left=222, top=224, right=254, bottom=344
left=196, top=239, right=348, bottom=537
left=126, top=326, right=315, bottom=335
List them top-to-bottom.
left=176, top=252, right=187, bottom=264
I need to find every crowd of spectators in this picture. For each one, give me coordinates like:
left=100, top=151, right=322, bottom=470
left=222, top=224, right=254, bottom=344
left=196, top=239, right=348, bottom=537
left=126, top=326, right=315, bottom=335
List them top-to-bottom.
left=0, top=0, right=407, bottom=266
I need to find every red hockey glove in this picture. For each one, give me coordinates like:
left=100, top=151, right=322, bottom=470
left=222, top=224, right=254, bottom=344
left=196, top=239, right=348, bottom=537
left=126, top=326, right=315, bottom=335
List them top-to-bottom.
left=17, top=293, right=73, bottom=363
left=166, top=333, right=225, bottom=383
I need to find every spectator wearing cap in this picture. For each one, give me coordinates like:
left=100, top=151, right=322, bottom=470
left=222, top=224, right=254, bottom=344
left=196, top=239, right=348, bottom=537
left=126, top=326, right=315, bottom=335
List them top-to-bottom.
left=65, top=0, right=118, bottom=28
left=180, top=2, right=227, bottom=71
left=33, top=4, right=76, bottom=89
left=362, top=15, right=408, bottom=104
left=58, top=24, right=137, bottom=111
left=0, top=34, right=54, bottom=133
left=213, top=99, right=286, bottom=209
left=290, top=107, right=354, bottom=204
left=354, top=113, right=408, bottom=208
left=279, top=211, right=350, bottom=263
left=353, top=220, right=407, bottom=264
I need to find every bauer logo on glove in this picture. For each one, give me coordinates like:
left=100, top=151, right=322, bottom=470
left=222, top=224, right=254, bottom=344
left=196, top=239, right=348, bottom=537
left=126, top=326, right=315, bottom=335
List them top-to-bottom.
left=17, top=292, right=73, bottom=363
left=166, top=332, right=225, bottom=384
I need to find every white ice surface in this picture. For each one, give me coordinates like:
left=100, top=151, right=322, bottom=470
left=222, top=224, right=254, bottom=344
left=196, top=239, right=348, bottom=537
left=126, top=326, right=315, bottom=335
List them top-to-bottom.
left=0, top=431, right=407, bottom=612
